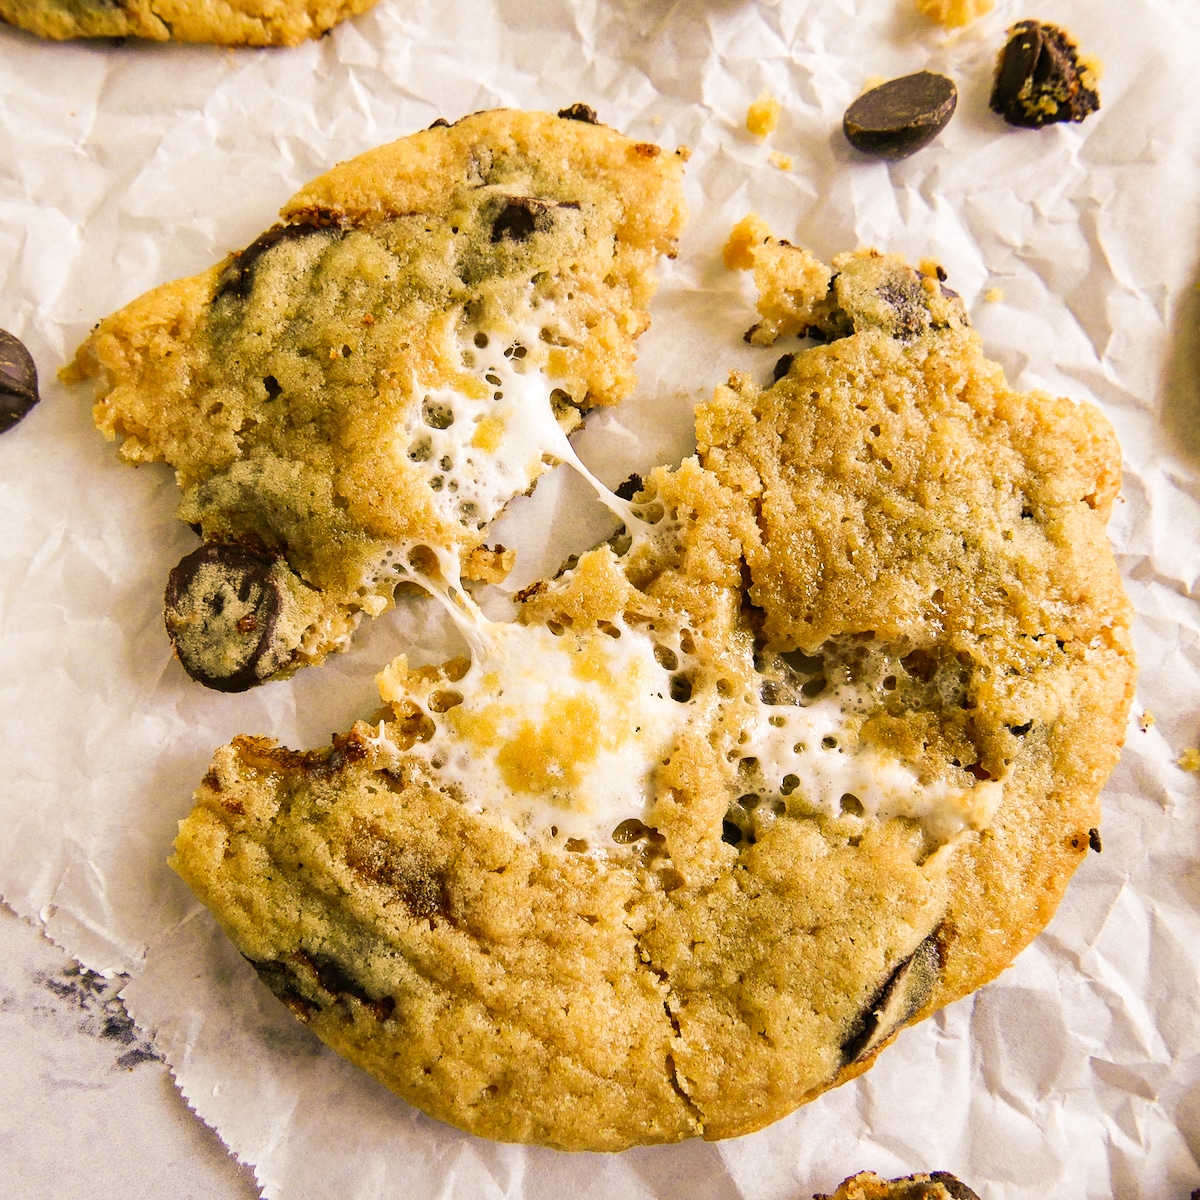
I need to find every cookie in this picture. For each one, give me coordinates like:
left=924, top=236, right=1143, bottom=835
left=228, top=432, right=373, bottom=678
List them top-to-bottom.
left=0, top=0, right=378, bottom=45
left=65, top=109, right=687, bottom=689
left=170, top=246, right=1133, bottom=1149
left=815, top=1171, right=980, bottom=1200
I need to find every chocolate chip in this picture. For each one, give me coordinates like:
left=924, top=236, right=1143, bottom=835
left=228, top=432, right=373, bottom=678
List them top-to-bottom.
left=990, top=21, right=1100, bottom=128
left=843, top=72, right=957, bottom=159
left=557, top=103, right=599, bottom=124
left=490, top=196, right=554, bottom=243
left=215, top=223, right=328, bottom=300
left=0, top=329, right=39, bottom=433
left=772, top=353, right=795, bottom=382
left=615, top=473, right=644, bottom=501
left=164, top=542, right=296, bottom=691
left=1088, top=826, right=1103, bottom=853
left=841, top=929, right=942, bottom=1064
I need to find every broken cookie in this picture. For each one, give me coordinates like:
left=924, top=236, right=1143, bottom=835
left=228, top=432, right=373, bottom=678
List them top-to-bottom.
left=65, top=109, right=687, bottom=690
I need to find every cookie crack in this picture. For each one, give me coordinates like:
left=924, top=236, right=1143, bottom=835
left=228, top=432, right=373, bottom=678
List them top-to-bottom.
left=630, top=927, right=706, bottom=1133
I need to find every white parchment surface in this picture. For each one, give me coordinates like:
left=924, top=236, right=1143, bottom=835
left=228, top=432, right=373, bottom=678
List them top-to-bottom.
left=2, top=1, right=1200, bottom=1196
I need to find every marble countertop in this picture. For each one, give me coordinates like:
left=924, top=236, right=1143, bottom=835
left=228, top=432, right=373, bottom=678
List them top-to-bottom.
left=0, top=902, right=260, bottom=1200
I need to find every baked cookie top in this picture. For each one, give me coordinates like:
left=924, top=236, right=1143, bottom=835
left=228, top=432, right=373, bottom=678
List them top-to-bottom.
left=0, top=0, right=378, bottom=45
left=65, top=108, right=687, bottom=689
left=170, top=247, right=1133, bottom=1150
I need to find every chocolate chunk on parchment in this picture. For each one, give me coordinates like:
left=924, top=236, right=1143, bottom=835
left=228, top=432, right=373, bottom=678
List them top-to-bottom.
left=990, top=20, right=1100, bottom=128
left=843, top=72, right=957, bottom=159
left=0, top=329, right=39, bottom=433
left=165, top=542, right=302, bottom=691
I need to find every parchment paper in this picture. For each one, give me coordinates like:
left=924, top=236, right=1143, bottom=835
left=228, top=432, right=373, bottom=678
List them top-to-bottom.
left=2, top=1, right=1199, bottom=1196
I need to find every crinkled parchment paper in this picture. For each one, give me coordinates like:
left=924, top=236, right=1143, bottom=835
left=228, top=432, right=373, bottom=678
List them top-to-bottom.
left=2, top=0, right=1200, bottom=1195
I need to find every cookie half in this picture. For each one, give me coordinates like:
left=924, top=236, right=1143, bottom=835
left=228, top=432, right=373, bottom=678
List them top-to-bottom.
left=0, top=0, right=379, bottom=45
left=66, top=109, right=687, bottom=689
left=171, top=250, right=1133, bottom=1149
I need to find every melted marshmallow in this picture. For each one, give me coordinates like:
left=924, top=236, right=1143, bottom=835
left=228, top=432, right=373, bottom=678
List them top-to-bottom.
left=375, top=321, right=999, bottom=850
left=401, top=323, right=643, bottom=533
left=380, top=620, right=690, bottom=844
left=738, top=687, right=1003, bottom=843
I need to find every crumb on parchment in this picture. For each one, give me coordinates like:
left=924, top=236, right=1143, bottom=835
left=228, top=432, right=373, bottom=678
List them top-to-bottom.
left=915, top=0, right=993, bottom=28
left=747, top=92, right=781, bottom=139
left=769, top=151, right=792, bottom=171
left=984, top=287, right=1004, bottom=302
left=1138, top=710, right=1155, bottom=732
left=1179, top=748, right=1200, bottom=772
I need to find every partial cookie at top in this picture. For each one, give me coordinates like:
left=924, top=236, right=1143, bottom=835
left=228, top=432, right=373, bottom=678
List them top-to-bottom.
left=0, top=0, right=378, bottom=45
left=65, top=109, right=687, bottom=690
left=170, top=245, right=1133, bottom=1149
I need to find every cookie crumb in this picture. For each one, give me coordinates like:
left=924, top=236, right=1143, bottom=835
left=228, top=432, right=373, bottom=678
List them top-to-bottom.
left=915, top=0, right=993, bottom=28
left=747, top=92, right=781, bottom=139
left=769, top=151, right=793, bottom=171
left=723, top=212, right=772, bottom=271
left=723, top=214, right=833, bottom=346
left=984, top=287, right=1004, bottom=303
left=1138, top=710, right=1155, bottom=732
left=1179, top=748, right=1200, bottom=772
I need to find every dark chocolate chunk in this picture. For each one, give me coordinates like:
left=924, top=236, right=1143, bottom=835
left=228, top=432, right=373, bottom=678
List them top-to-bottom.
left=990, top=21, right=1100, bottom=128
left=843, top=72, right=957, bottom=159
left=557, top=103, right=599, bottom=124
left=490, top=196, right=555, bottom=243
left=215, top=222, right=328, bottom=300
left=0, top=328, right=39, bottom=433
left=772, top=353, right=795, bottom=382
left=615, top=472, right=644, bottom=501
left=164, top=542, right=296, bottom=691
left=1088, top=826, right=1103, bottom=853
left=841, top=928, right=942, bottom=1064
